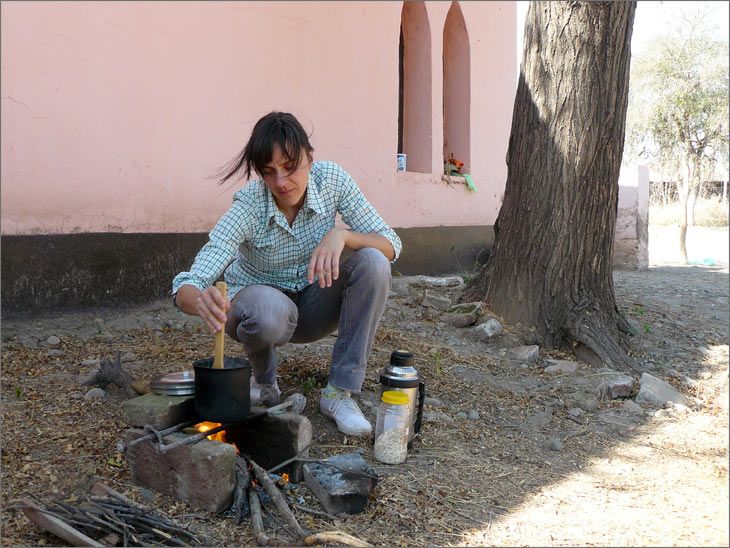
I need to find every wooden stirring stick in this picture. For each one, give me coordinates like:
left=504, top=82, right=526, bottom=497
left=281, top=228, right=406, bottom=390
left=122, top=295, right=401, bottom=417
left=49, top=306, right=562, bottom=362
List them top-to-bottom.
left=213, top=281, right=227, bottom=369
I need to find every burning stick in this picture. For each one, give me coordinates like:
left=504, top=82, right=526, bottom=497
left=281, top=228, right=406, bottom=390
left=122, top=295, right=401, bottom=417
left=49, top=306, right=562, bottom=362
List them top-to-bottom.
left=245, top=455, right=308, bottom=540
left=248, top=487, right=271, bottom=546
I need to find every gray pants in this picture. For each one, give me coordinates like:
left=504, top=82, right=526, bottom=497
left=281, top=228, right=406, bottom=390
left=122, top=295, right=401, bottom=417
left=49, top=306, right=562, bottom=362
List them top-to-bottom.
left=224, top=247, right=391, bottom=392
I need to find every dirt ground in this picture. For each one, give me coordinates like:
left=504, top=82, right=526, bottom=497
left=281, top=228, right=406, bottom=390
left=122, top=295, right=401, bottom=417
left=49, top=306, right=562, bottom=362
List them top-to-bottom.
left=1, top=225, right=728, bottom=547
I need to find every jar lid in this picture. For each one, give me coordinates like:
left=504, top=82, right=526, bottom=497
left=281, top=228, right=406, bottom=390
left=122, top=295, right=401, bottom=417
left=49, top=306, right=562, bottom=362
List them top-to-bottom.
left=150, top=370, right=195, bottom=396
left=381, top=391, right=409, bottom=405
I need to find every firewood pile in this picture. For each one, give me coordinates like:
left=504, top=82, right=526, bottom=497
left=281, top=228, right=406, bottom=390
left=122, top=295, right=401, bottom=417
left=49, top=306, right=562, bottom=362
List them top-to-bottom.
left=15, top=482, right=209, bottom=547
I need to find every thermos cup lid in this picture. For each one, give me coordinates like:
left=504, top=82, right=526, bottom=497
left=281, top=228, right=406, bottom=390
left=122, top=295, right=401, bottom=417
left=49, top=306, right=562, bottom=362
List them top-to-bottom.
left=390, top=350, right=414, bottom=367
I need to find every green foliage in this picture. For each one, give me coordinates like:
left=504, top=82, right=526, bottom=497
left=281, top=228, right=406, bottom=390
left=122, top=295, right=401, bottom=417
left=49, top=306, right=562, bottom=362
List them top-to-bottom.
left=625, top=4, right=729, bottom=185
left=631, top=305, right=646, bottom=316
left=642, top=322, right=652, bottom=334
left=301, top=377, right=318, bottom=395
left=15, top=386, right=23, bottom=399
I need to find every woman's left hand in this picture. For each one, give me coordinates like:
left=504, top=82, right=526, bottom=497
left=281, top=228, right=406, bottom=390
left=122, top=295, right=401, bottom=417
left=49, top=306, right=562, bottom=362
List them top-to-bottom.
left=308, top=228, right=347, bottom=288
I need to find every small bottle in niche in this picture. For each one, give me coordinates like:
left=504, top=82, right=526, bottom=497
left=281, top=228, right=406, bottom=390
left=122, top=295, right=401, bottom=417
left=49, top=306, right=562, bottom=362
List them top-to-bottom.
left=374, top=391, right=410, bottom=464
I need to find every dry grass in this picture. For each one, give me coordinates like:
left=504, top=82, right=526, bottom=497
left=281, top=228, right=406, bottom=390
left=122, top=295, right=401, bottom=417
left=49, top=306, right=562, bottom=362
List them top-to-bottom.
left=650, top=197, right=729, bottom=227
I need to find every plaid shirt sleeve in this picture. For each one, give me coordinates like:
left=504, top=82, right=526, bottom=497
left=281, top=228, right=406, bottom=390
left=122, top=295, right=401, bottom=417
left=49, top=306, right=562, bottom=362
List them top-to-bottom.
left=334, top=164, right=403, bottom=261
left=171, top=190, right=257, bottom=295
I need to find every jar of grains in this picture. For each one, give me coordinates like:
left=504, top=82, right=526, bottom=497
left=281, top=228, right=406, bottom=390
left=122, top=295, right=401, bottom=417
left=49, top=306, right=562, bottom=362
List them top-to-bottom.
left=374, top=390, right=410, bottom=464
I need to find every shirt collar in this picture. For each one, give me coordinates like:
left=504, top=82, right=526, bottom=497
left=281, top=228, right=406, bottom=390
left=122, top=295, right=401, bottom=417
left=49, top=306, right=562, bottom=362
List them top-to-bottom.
left=262, top=166, right=322, bottom=226
left=302, top=168, right=324, bottom=216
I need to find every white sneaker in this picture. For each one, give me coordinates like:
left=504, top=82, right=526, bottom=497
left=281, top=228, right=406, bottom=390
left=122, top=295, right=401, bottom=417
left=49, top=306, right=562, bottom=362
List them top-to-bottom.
left=250, top=378, right=281, bottom=407
left=319, top=391, right=373, bottom=436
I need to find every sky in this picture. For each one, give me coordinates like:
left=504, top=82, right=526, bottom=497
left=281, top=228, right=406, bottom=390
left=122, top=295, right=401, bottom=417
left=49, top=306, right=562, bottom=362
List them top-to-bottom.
left=516, top=1, right=730, bottom=62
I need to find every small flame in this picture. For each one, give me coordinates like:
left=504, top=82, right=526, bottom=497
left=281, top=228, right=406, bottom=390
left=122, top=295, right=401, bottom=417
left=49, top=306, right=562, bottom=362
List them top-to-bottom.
left=194, top=421, right=239, bottom=454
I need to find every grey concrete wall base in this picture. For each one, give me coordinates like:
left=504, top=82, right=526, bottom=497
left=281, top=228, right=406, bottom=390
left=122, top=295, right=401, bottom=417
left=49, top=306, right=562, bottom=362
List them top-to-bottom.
left=2, top=226, right=494, bottom=316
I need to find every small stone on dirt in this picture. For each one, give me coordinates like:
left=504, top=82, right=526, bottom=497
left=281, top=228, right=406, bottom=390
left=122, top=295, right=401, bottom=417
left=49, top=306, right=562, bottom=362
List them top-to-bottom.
left=442, top=311, right=478, bottom=328
left=473, top=319, right=503, bottom=340
left=47, top=335, right=61, bottom=346
left=509, top=345, right=540, bottom=363
left=46, top=349, right=64, bottom=356
left=121, top=351, right=137, bottom=362
left=81, top=358, right=100, bottom=366
left=544, top=359, right=578, bottom=375
left=597, top=372, right=634, bottom=400
left=84, top=387, right=106, bottom=399
left=69, top=392, right=84, bottom=399
left=425, top=397, right=444, bottom=407
left=568, top=407, right=585, bottom=418
left=467, top=410, right=480, bottom=420
left=456, top=411, right=468, bottom=419
left=548, top=438, right=563, bottom=451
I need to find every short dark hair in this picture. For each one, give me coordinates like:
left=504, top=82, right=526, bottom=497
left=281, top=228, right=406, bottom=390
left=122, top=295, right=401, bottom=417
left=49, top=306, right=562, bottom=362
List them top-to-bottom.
left=218, top=111, right=314, bottom=185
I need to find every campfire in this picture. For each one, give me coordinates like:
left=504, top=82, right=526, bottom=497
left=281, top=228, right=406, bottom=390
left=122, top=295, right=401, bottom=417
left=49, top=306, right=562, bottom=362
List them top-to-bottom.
left=195, top=421, right=231, bottom=444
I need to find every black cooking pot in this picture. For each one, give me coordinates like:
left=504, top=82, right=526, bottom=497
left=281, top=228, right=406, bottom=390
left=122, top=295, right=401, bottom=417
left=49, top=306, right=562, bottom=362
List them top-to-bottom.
left=193, top=357, right=251, bottom=423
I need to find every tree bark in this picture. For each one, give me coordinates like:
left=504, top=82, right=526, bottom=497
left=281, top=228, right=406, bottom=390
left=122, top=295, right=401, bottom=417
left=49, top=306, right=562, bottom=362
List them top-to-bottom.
left=463, top=1, right=638, bottom=371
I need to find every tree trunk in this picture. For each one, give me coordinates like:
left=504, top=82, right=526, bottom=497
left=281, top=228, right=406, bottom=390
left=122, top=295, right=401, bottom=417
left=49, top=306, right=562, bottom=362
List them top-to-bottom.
left=463, top=1, right=638, bottom=372
left=677, top=158, right=691, bottom=263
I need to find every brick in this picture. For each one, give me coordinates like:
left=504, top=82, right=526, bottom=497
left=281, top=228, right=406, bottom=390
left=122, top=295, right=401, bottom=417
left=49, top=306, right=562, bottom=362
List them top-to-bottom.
left=121, top=393, right=197, bottom=429
left=227, top=412, right=312, bottom=482
left=125, top=429, right=236, bottom=513
left=303, top=452, right=378, bottom=515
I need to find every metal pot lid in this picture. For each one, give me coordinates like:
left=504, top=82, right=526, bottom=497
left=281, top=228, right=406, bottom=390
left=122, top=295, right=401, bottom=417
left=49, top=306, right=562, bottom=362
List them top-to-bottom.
left=150, top=370, right=196, bottom=396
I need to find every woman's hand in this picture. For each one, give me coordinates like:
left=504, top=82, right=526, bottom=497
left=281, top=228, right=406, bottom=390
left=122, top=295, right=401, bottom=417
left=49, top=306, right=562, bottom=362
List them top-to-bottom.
left=308, top=228, right=347, bottom=288
left=175, top=284, right=229, bottom=333
left=196, top=286, right=230, bottom=333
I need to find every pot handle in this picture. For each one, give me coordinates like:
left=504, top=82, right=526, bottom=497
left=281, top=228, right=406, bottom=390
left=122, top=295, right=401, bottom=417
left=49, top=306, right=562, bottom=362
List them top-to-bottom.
left=414, top=381, right=425, bottom=436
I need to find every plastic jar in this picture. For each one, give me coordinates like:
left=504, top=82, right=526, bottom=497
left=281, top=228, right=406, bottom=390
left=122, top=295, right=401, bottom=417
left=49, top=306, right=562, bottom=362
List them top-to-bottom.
left=374, top=391, right=410, bottom=464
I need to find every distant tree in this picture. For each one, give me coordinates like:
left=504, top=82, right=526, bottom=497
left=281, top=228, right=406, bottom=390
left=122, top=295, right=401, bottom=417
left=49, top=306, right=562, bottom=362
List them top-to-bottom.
left=464, top=1, right=637, bottom=371
left=625, top=4, right=729, bottom=261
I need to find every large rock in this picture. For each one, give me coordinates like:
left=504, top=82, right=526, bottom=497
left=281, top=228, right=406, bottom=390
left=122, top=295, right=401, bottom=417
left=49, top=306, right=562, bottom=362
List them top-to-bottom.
left=410, top=275, right=464, bottom=288
left=635, top=373, right=691, bottom=407
left=121, top=393, right=197, bottom=430
left=227, top=412, right=312, bottom=481
left=125, top=429, right=236, bottom=513
left=303, top=452, right=378, bottom=515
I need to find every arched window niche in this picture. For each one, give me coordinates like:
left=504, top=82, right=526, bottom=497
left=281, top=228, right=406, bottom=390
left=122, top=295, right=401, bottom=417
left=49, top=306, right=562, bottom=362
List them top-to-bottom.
left=398, top=1, right=432, bottom=174
left=443, top=1, right=470, bottom=173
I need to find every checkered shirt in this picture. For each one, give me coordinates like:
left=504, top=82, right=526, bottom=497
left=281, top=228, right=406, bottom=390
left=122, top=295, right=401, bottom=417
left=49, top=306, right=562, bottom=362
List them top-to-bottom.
left=172, top=161, right=402, bottom=298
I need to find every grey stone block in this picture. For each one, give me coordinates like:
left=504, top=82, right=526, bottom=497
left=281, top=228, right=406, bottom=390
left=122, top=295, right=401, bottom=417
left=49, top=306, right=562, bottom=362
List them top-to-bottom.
left=421, top=290, right=452, bottom=311
left=473, top=319, right=503, bottom=340
left=509, top=345, right=539, bottom=363
left=544, top=359, right=578, bottom=375
left=597, top=372, right=635, bottom=400
left=635, top=373, right=690, bottom=407
left=121, top=393, right=197, bottom=429
left=228, top=412, right=312, bottom=482
left=125, top=429, right=236, bottom=513
left=303, top=452, right=378, bottom=515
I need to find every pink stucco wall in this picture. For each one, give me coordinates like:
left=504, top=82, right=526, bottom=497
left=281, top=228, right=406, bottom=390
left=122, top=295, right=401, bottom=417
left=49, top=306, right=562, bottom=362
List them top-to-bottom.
left=1, top=1, right=516, bottom=235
